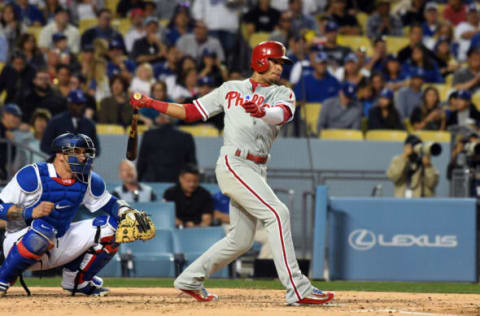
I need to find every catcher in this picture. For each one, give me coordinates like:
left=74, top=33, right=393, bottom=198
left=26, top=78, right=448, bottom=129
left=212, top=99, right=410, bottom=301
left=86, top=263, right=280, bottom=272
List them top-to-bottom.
left=0, top=133, right=154, bottom=297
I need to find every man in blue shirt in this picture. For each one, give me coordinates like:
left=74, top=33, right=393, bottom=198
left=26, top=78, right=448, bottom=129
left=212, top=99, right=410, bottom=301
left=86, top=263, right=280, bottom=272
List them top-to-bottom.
left=294, top=52, right=340, bottom=103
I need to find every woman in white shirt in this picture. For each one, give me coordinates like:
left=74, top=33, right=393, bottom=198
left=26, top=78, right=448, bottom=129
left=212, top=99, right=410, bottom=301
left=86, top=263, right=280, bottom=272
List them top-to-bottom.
left=130, top=62, right=155, bottom=96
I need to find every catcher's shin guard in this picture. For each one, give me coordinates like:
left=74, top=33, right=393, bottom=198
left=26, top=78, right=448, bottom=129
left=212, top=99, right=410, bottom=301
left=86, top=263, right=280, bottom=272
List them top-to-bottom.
left=62, top=216, right=118, bottom=295
left=0, top=222, right=54, bottom=294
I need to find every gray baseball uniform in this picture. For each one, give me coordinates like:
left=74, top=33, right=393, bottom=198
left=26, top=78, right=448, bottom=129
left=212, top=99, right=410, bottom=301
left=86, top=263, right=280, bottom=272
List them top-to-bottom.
left=173, top=79, right=314, bottom=304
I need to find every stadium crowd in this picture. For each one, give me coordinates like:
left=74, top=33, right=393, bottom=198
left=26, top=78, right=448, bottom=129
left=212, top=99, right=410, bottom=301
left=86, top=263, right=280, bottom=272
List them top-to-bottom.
left=1, top=0, right=480, bottom=181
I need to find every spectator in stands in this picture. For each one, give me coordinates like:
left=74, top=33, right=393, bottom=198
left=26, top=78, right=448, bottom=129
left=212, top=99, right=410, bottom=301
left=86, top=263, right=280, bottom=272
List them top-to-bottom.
left=14, top=0, right=45, bottom=26
left=42, top=0, right=63, bottom=23
left=75, top=0, right=98, bottom=22
left=116, top=0, right=145, bottom=18
left=191, top=0, right=242, bottom=65
left=243, top=0, right=281, bottom=35
left=288, top=0, right=319, bottom=34
left=326, top=0, right=361, bottom=35
left=366, top=0, right=403, bottom=39
left=400, top=0, right=426, bottom=26
left=443, top=0, right=467, bottom=26
left=144, top=1, right=158, bottom=18
left=422, top=2, right=440, bottom=50
left=166, top=3, right=194, bottom=46
left=0, top=4, right=26, bottom=56
left=455, top=4, right=480, bottom=62
left=38, top=7, right=80, bottom=54
left=81, top=9, right=126, bottom=52
left=124, top=9, right=146, bottom=53
left=269, top=10, right=294, bottom=47
left=130, top=16, right=166, bottom=65
left=176, top=20, right=225, bottom=64
left=322, top=21, right=352, bottom=69
left=398, top=24, right=439, bottom=66
left=0, top=33, right=7, bottom=63
left=18, top=33, right=45, bottom=70
left=52, top=33, right=69, bottom=54
left=365, top=37, right=388, bottom=73
left=435, top=37, right=460, bottom=78
left=106, top=40, right=136, bottom=82
left=77, top=45, right=95, bottom=79
left=153, top=45, right=180, bottom=98
left=402, top=45, right=443, bottom=83
left=453, top=47, right=480, bottom=93
left=198, top=49, right=228, bottom=87
left=0, top=51, right=36, bottom=105
left=294, top=51, right=340, bottom=103
left=335, top=52, right=367, bottom=84
left=382, top=54, right=407, bottom=91
left=87, top=58, right=111, bottom=105
left=130, top=62, right=155, bottom=96
left=53, top=64, right=72, bottom=98
left=394, top=67, right=424, bottom=120
left=171, top=68, right=198, bottom=103
left=20, top=70, right=66, bottom=122
left=370, top=71, right=386, bottom=100
left=69, top=73, right=97, bottom=120
left=98, top=75, right=132, bottom=127
left=358, top=79, right=375, bottom=116
left=137, top=81, right=172, bottom=128
left=318, top=82, right=361, bottom=130
left=410, top=86, right=446, bottom=131
left=367, top=88, right=404, bottom=130
left=40, top=89, right=100, bottom=155
left=446, top=90, right=480, bottom=128
left=0, top=104, right=22, bottom=181
left=14, top=109, right=50, bottom=168
left=137, top=114, right=197, bottom=182
left=446, top=132, right=480, bottom=181
left=387, top=134, right=439, bottom=198
left=112, top=160, right=157, bottom=203
left=163, top=164, right=213, bottom=228
left=212, top=191, right=273, bottom=259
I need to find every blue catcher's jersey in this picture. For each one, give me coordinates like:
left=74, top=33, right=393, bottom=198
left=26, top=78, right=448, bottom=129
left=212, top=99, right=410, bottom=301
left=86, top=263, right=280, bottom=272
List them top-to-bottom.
left=0, top=162, right=112, bottom=237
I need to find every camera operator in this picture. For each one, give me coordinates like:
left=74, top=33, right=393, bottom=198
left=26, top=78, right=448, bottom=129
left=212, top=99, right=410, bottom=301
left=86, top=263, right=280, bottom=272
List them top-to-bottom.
left=447, top=132, right=480, bottom=197
left=387, top=135, right=440, bottom=198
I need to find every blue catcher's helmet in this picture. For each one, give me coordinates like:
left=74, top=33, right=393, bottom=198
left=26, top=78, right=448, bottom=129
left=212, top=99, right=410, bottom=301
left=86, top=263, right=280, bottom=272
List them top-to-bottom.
left=51, top=132, right=96, bottom=183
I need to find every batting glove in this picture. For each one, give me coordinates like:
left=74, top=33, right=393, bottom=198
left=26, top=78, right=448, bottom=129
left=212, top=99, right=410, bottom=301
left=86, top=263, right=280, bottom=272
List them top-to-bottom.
left=241, top=101, right=266, bottom=118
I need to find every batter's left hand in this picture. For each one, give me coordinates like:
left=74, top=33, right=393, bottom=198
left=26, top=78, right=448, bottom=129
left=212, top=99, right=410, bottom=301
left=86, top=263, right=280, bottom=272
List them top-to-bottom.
left=241, top=101, right=265, bottom=118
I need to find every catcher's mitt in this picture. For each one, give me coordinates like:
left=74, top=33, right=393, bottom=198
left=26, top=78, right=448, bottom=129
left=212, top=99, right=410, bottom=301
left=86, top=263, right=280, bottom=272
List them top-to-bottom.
left=115, top=209, right=156, bottom=243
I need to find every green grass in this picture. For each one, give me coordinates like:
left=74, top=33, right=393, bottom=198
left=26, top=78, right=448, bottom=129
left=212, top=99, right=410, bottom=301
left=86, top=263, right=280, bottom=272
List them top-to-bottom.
left=18, top=278, right=480, bottom=294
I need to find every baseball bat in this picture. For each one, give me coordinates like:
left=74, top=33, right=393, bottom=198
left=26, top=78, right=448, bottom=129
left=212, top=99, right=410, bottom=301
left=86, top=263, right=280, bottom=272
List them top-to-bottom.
left=126, top=93, right=141, bottom=161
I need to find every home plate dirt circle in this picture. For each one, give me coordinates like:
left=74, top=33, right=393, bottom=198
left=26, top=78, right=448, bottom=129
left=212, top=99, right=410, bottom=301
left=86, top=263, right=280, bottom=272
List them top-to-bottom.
left=1, top=287, right=480, bottom=316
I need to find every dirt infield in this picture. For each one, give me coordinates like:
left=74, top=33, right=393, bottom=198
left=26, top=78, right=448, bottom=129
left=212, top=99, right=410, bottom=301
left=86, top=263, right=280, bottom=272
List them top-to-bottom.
left=2, top=287, right=480, bottom=316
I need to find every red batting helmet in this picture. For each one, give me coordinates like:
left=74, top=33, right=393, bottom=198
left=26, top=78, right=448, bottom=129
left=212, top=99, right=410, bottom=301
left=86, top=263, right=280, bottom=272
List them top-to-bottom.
left=250, top=41, right=293, bottom=73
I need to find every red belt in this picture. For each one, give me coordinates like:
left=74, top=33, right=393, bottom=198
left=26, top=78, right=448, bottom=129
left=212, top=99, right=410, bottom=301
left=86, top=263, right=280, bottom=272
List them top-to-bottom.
left=235, top=149, right=268, bottom=164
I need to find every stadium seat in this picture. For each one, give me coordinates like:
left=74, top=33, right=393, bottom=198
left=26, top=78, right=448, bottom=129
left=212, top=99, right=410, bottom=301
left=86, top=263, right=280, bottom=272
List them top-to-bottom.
left=105, top=0, right=120, bottom=16
left=356, top=12, right=368, bottom=34
left=79, top=18, right=99, bottom=34
left=112, top=18, right=131, bottom=36
left=27, top=26, right=42, bottom=43
left=249, top=32, right=270, bottom=48
left=337, top=35, right=373, bottom=56
left=385, top=36, right=409, bottom=54
left=0, top=62, right=4, bottom=73
left=427, top=84, right=450, bottom=102
left=473, top=92, right=480, bottom=111
left=301, top=103, right=322, bottom=135
left=97, top=124, right=125, bottom=135
left=179, top=125, right=220, bottom=137
left=320, top=129, right=364, bottom=141
left=365, top=130, right=408, bottom=142
left=413, top=130, right=451, bottom=143
left=202, top=183, right=220, bottom=195
left=130, top=202, right=176, bottom=229
left=173, top=227, right=228, bottom=278
left=123, top=229, right=176, bottom=277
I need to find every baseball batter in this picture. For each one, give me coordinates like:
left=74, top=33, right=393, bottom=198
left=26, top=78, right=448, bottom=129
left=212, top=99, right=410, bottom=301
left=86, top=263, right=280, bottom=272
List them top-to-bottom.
left=130, top=41, right=334, bottom=305
left=0, top=133, right=154, bottom=296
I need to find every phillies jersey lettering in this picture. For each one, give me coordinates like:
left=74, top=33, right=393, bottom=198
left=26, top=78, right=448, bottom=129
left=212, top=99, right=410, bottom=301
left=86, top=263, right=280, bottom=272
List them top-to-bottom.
left=192, top=79, right=296, bottom=155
